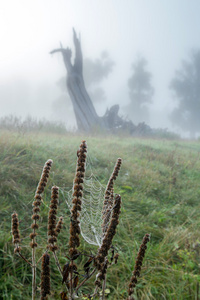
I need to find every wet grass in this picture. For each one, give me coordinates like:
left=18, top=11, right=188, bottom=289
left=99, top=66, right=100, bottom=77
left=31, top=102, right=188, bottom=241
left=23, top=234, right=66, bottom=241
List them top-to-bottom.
left=1, top=130, right=200, bottom=299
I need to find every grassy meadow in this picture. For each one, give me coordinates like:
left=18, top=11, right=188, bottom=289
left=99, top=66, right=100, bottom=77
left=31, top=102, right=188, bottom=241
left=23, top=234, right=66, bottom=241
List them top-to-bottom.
left=0, top=129, right=200, bottom=299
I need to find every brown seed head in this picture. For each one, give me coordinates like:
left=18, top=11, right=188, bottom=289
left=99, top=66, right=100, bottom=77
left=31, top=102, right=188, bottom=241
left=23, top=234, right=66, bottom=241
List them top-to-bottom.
left=32, top=214, right=40, bottom=221
left=55, top=216, right=63, bottom=235
left=31, top=223, right=39, bottom=230
left=29, top=232, right=37, bottom=239
left=30, top=241, right=38, bottom=248
left=49, top=245, right=58, bottom=251
left=14, top=246, right=22, bottom=253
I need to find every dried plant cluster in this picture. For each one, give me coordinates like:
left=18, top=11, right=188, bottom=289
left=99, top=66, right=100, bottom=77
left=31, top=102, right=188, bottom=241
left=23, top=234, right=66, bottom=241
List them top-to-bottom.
left=11, top=140, right=150, bottom=300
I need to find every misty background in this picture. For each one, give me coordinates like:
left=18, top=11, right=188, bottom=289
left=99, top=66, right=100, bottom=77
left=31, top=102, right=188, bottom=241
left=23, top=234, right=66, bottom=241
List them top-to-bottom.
left=1, top=0, right=200, bottom=137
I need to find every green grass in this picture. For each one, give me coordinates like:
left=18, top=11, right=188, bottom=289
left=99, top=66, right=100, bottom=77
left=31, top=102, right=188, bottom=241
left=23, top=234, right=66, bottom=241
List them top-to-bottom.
left=1, top=129, right=200, bottom=299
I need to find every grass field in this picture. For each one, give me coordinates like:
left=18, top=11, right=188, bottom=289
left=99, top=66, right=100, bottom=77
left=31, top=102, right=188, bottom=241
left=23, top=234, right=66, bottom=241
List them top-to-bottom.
left=1, top=129, right=200, bottom=299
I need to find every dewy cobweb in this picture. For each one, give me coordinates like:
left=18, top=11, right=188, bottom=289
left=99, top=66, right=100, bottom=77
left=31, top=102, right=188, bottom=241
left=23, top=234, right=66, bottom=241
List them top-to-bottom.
left=64, top=152, right=121, bottom=247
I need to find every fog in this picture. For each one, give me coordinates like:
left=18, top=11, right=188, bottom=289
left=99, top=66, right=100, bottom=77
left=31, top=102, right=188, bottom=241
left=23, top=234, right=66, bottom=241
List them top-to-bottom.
left=1, top=0, right=200, bottom=136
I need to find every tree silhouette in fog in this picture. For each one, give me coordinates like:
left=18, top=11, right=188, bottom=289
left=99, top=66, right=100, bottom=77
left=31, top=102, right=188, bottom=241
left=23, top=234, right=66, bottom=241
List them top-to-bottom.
left=51, top=30, right=155, bottom=135
left=170, top=50, right=200, bottom=138
left=84, top=51, right=115, bottom=104
left=125, top=56, right=154, bottom=124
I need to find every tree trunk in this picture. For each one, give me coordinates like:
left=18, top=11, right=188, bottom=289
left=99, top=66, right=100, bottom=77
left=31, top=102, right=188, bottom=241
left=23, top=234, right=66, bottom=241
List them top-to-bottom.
left=50, top=29, right=103, bottom=132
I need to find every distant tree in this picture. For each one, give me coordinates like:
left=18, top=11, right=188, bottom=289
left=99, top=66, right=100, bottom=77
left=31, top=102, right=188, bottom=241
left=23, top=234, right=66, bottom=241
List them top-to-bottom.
left=170, top=50, right=200, bottom=138
left=84, top=51, right=114, bottom=103
left=84, top=51, right=114, bottom=85
left=124, top=56, right=154, bottom=124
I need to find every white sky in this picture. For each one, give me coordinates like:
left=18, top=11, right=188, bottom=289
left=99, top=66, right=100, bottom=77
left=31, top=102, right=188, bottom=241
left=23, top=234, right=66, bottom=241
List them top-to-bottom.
left=1, top=0, right=200, bottom=132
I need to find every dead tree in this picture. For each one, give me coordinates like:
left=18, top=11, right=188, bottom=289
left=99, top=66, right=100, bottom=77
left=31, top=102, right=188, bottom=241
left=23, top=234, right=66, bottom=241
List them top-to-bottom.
left=50, top=29, right=103, bottom=132
left=50, top=29, right=152, bottom=135
left=50, top=29, right=128, bottom=133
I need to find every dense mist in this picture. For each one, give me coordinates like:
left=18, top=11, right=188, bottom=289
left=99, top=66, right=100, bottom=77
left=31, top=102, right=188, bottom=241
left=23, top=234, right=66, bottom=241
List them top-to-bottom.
left=1, top=1, right=200, bottom=137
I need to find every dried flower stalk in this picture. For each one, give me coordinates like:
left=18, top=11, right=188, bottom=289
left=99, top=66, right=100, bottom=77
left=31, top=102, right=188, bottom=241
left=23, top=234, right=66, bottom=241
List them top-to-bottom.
left=69, top=140, right=87, bottom=260
left=102, top=158, right=122, bottom=235
left=31, top=159, right=53, bottom=300
left=47, top=186, right=64, bottom=280
left=48, top=186, right=59, bottom=251
left=95, top=194, right=121, bottom=289
left=11, top=212, right=33, bottom=266
left=127, top=233, right=150, bottom=300
left=40, top=253, right=51, bottom=300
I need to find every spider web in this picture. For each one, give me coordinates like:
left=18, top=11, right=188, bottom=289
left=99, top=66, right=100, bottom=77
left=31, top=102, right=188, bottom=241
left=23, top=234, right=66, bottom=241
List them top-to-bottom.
left=64, top=153, right=113, bottom=247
